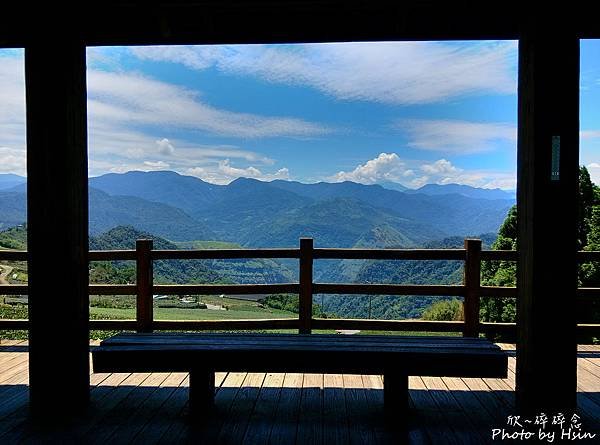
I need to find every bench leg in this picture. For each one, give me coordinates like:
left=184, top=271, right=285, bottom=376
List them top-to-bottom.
left=189, top=368, right=215, bottom=414
left=384, top=373, right=409, bottom=427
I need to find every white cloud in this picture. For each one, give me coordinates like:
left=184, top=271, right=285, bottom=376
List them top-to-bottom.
left=131, top=41, right=517, bottom=105
left=130, top=46, right=222, bottom=70
left=1, top=51, right=303, bottom=180
left=0, top=52, right=26, bottom=173
left=88, top=70, right=329, bottom=139
left=400, top=119, right=517, bottom=154
left=581, top=130, right=600, bottom=139
left=156, top=138, right=175, bottom=155
left=0, top=146, right=27, bottom=176
left=332, top=153, right=515, bottom=190
left=332, top=153, right=407, bottom=184
left=186, top=159, right=290, bottom=184
left=421, top=159, right=459, bottom=175
left=143, top=160, right=170, bottom=169
left=587, top=163, right=600, bottom=185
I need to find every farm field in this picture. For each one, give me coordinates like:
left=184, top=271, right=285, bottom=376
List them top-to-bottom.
left=90, top=306, right=295, bottom=320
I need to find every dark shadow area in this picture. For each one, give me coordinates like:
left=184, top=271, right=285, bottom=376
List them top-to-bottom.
left=0, top=345, right=29, bottom=353
left=0, top=383, right=569, bottom=444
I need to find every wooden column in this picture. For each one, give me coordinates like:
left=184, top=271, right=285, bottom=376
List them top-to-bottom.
left=516, top=30, right=579, bottom=413
left=26, top=42, right=90, bottom=416
left=299, top=238, right=314, bottom=334
left=136, top=239, right=154, bottom=333
left=463, top=239, right=482, bottom=337
left=189, top=368, right=215, bottom=414
left=383, top=372, right=409, bottom=428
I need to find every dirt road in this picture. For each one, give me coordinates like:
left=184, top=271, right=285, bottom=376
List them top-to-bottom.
left=0, top=264, right=14, bottom=284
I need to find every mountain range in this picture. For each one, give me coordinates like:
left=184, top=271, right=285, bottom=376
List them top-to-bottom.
left=0, top=170, right=514, bottom=248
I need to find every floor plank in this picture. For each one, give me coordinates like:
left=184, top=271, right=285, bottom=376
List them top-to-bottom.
left=0, top=343, right=598, bottom=444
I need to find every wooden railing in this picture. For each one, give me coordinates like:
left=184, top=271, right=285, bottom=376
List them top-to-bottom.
left=1, top=238, right=599, bottom=336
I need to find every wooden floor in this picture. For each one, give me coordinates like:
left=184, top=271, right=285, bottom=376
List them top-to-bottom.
left=0, top=342, right=599, bottom=444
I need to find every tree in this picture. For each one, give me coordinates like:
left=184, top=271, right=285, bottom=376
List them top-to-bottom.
left=480, top=166, right=600, bottom=328
left=579, top=166, right=599, bottom=249
left=480, top=205, right=517, bottom=323
left=422, top=299, right=463, bottom=321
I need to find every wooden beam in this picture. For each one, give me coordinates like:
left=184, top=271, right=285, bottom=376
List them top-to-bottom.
left=1, top=1, right=524, bottom=48
left=516, top=29, right=579, bottom=413
left=26, top=41, right=89, bottom=416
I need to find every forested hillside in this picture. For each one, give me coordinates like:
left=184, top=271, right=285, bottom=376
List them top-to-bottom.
left=0, top=170, right=520, bottom=321
left=319, top=234, right=496, bottom=320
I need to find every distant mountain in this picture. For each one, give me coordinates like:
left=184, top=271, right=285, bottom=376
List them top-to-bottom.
left=1, top=170, right=514, bottom=248
left=90, top=170, right=224, bottom=215
left=88, top=172, right=514, bottom=237
left=0, top=174, right=26, bottom=191
left=269, top=178, right=512, bottom=236
left=377, top=181, right=409, bottom=192
left=409, top=183, right=515, bottom=200
left=0, top=187, right=215, bottom=241
left=88, top=188, right=215, bottom=241
left=0, top=191, right=26, bottom=230
left=243, top=197, right=445, bottom=248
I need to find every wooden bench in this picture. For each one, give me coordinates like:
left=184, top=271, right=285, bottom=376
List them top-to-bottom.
left=92, top=333, right=508, bottom=419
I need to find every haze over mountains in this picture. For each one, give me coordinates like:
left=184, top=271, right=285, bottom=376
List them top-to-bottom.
left=0, top=171, right=514, bottom=248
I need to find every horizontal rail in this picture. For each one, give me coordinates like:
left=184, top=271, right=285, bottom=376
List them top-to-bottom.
left=5, top=239, right=600, bottom=339
left=5, top=248, right=600, bottom=263
left=313, top=248, right=466, bottom=260
left=152, top=249, right=300, bottom=260
left=0, top=250, right=27, bottom=261
left=89, top=250, right=137, bottom=261
left=480, top=250, right=518, bottom=261
left=577, top=251, right=600, bottom=262
left=153, top=283, right=300, bottom=295
left=313, top=283, right=465, bottom=296
left=0, top=284, right=137, bottom=296
left=0, top=284, right=520, bottom=298
left=0, top=285, right=28, bottom=295
left=89, top=285, right=137, bottom=295
left=481, top=286, right=518, bottom=298
left=576, top=288, right=600, bottom=300
left=1, top=317, right=599, bottom=336
left=153, top=318, right=299, bottom=330
left=311, top=318, right=464, bottom=332
left=0, top=319, right=29, bottom=330
left=89, top=320, right=137, bottom=330
left=480, top=322, right=517, bottom=335
left=577, top=324, right=600, bottom=336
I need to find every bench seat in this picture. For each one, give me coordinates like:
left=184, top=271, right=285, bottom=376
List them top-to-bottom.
left=92, top=333, right=508, bottom=417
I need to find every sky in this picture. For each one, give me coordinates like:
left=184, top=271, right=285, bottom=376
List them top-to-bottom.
left=0, top=40, right=598, bottom=189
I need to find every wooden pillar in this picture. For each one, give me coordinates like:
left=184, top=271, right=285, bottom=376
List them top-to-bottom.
left=516, top=29, right=579, bottom=413
left=26, top=42, right=89, bottom=416
left=299, top=238, right=314, bottom=334
left=136, top=239, right=154, bottom=333
left=463, top=239, right=482, bottom=338
left=189, top=368, right=215, bottom=414
left=383, top=372, right=409, bottom=427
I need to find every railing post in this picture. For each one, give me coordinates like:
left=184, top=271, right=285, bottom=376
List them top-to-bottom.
left=299, top=238, right=314, bottom=334
left=463, top=238, right=482, bottom=337
left=136, top=239, right=153, bottom=333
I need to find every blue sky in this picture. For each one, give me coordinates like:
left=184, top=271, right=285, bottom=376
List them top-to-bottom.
left=1, top=40, right=599, bottom=188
